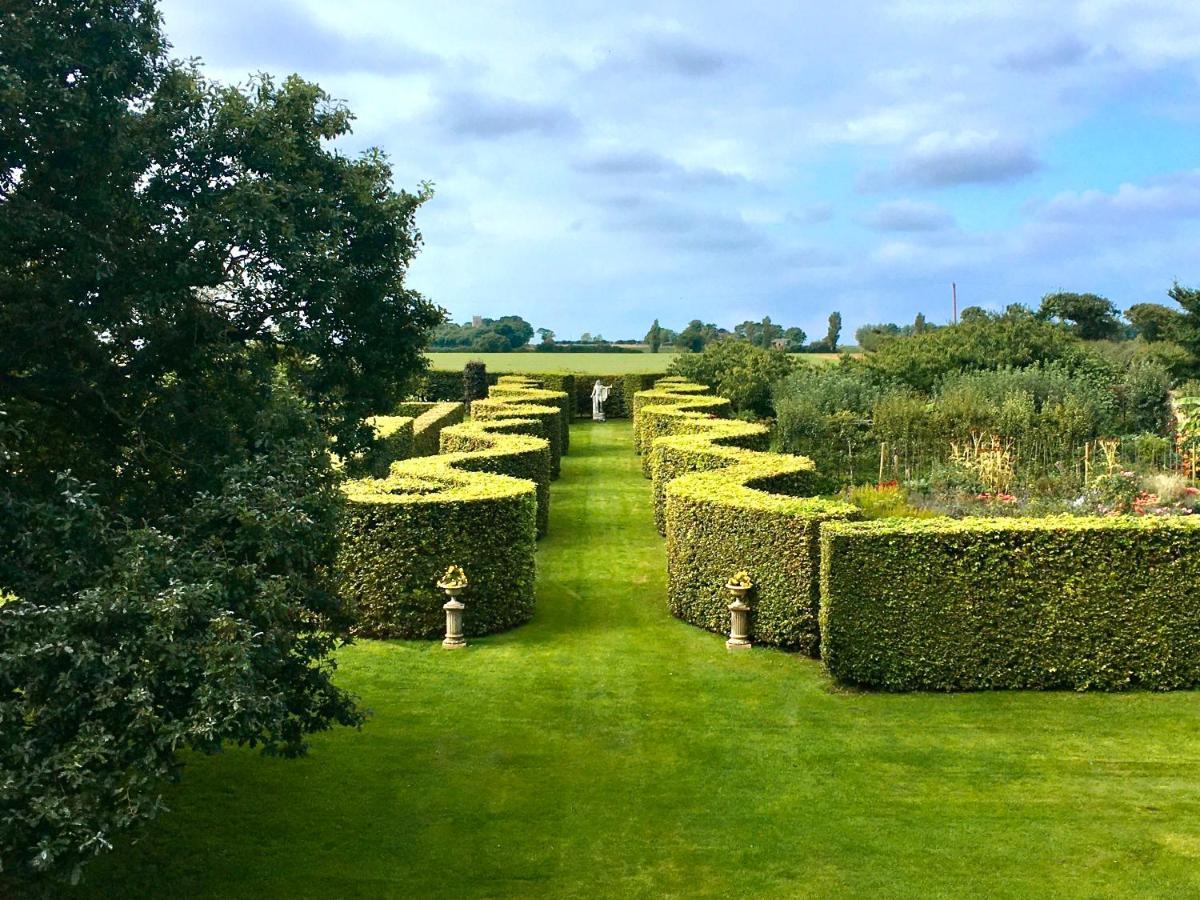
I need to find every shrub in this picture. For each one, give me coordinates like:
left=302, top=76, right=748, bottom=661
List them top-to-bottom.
left=668, top=341, right=796, bottom=416
left=463, top=361, right=489, bottom=403
left=491, top=378, right=572, bottom=454
left=470, top=397, right=565, bottom=478
left=348, top=416, right=414, bottom=477
left=648, top=420, right=769, bottom=534
left=820, top=516, right=1200, bottom=690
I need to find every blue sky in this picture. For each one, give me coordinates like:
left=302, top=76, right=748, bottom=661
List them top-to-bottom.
left=159, top=0, right=1200, bottom=341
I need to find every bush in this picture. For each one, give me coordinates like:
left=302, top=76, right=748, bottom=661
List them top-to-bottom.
left=668, top=340, right=796, bottom=416
left=463, top=361, right=489, bottom=404
left=492, top=377, right=572, bottom=454
left=470, top=397, right=565, bottom=478
left=348, top=415, right=414, bottom=477
left=649, top=420, right=770, bottom=534
left=666, top=458, right=859, bottom=654
left=820, top=516, right=1200, bottom=690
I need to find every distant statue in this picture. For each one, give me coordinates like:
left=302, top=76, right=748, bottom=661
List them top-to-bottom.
left=591, top=380, right=612, bottom=421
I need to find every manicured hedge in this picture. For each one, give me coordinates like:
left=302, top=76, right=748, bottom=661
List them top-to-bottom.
left=492, top=378, right=572, bottom=454
left=338, top=384, right=567, bottom=639
left=470, top=396, right=566, bottom=478
left=635, top=396, right=732, bottom=473
left=396, top=401, right=466, bottom=457
left=348, top=415, right=414, bottom=477
left=441, top=419, right=552, bottom=536
left=648, top=419, right=769, bottom=534
left=666, top=457, right=858, bottom=654
left=340, top=458, right=537, bottom=639
left=820, top=516, right=1200, bottom=691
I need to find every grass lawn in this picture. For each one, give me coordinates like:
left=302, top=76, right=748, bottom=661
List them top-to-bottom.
left=425, top=351, right=845, bottom=374
left=68, top=422, right=1200, bottom=898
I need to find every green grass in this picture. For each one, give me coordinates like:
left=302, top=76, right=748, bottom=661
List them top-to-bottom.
left=425, top=352, right=845, bottom=374
left=67, top=422, right=1200, bottom=898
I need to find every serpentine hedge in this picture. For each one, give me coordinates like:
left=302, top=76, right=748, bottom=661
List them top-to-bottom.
left=639, top=380, right=1200, bottom=686
left=339, top=383, right=570, bottom=639
left=396, top=401, right=467, bottom=457
left=820, top=516, right=1200, bottom=691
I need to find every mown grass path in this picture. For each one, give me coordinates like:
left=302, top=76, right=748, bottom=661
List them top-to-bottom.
left=74, top=422, right=1200, bottom=898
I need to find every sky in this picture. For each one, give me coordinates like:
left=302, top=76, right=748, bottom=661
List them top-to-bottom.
left=159, top=0, right=1200, bottom=341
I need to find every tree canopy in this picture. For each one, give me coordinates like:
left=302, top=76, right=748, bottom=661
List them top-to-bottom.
left=1, top=0, right=440, bottom=879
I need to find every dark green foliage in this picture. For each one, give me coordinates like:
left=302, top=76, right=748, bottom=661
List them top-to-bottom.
left=0, top=0, right=446, bottom=878
left=1038, top=291, right=1122, bottom=340
left=1126, top=302, right=1186, bottom=344
left=865, top=306, right=1084, bottom=392
left=430, top=316, right=534, bottom=351
left=647, top=319, right=663, bottom=353
left=676, top=320, right=724, bottom=352
left=855, top=323, right=903, bottom=352
left=668, top=340, right=796, bottom=416
left=463, top=361, right=490, bottom=403
left=1, top=382, right=362, bottom=881
left=347, top=416, right=414, bottom=478
left=820, top=516, right=1200, bottom=690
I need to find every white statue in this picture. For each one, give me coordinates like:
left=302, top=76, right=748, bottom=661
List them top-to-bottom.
left=591, top=380, right=612, bottom=421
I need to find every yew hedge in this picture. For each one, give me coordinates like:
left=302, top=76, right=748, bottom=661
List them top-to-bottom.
left=642, top=380, right=1200, bottom=685
left=819, top=516, right=1200, bottom=691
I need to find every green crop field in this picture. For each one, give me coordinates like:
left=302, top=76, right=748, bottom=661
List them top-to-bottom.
left=425, top=351, right=844, bottom=374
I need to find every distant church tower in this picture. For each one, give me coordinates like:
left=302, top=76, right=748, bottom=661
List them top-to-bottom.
left=471, top=315, right=482, bottom=327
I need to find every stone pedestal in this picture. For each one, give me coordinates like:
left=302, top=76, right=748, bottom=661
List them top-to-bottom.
left=726, top=585, right=752, bottom=651
left=442, top=589, right=466, bottom=649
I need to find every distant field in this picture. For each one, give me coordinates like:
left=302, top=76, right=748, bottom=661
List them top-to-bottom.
left=425, top=351, right=845, bottom=374
left=425, top=352, right=681, bottom=374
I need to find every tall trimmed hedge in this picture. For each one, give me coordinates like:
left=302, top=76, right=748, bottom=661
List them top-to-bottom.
left=492, top=378, right=572, bottom=454
left=644, top=380, right=1200, bottom=688
left=338, top=385, right=566, bottom=639
left=470, top=397, right=566, bottom=478
left=396, top=401, right=466, bottom=457
left=349, top=415, right=414, bottom=477
left=441, top=420, right=552, bottom=536
left=648, top=420, right=769, bottom=534
left=666, top=458, right=858, bottom=654
left=340, top=463, right=537, bottom=639
left=820, top=516, right=1200, bottom=691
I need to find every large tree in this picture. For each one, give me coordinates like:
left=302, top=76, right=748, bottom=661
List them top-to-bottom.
left=1, top=0, right=440, bottom=880
left=1037, top=291, right=1122, bottom=341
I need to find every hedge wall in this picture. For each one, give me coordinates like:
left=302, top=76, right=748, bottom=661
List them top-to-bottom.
left=491, top=378, right=572, bottom=454
left=635, top=396, right=732, bottom=472
left=470, top=397, right=565, bottom=478
left=396, top=401, right=466, bottom=457
left=347, top=415, right=415, bottom=477
left=441, top=419, right=552, bottom=536
left=648, top=419, right=769, bottom=534
left=340, top=457, right=538, bottom=639
left=666, top=457, right=858, bottom=654
left=820, top=516, right=1200, bottom=691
